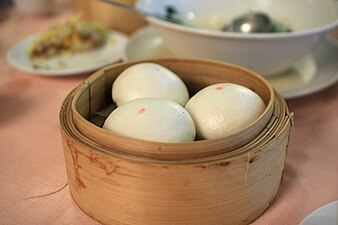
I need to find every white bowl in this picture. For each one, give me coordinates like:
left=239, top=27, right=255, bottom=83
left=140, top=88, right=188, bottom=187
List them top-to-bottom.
left=136, top=0, right=338, bottom=76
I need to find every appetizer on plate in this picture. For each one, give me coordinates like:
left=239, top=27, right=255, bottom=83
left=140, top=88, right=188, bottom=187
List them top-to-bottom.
left=28, top=14, right=108, bottom=59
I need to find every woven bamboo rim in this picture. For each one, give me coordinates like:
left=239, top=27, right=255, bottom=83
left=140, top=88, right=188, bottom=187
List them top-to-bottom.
left=71, top=58, right=275, bottom=160
left=62, top=89, right=292, bottom=163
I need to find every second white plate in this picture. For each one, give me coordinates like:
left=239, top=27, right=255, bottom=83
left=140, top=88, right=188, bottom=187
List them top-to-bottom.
left=126, top=26, right=338, bottom=99
left=299, top=201, right=338, bottom=225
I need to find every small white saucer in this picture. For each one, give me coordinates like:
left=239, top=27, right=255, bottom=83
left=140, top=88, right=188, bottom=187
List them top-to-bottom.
left=125, top=26, right=338, bottom=99
left=299, top=200, right=338, bottom=225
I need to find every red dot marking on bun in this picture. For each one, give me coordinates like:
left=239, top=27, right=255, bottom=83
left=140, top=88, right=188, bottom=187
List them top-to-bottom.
left=216, top=86, right=223, bottom=90
left=138, top=107, right=146, bottom=114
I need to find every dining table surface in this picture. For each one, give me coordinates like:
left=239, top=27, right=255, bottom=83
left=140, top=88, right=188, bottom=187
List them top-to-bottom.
left=0, top=3, right=338, bottom=225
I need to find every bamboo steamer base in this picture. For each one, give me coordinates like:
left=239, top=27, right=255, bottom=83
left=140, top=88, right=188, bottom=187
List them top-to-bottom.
left=60, top=94, right=292, bottom=225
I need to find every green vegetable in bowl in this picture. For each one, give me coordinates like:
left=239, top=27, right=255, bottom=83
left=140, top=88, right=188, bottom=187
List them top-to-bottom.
left=163, top=5, right=184, bottom=24
left=270, top=19, right=292, bottom=33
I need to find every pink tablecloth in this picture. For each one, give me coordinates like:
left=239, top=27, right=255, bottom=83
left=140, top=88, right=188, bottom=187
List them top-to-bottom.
left=1, top=7, right=337, bottom=225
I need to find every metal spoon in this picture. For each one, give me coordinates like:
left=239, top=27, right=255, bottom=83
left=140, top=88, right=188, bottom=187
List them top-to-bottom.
left=98, top=0, right=183, bottom=24
left=223, top=12, right=273, bottom=33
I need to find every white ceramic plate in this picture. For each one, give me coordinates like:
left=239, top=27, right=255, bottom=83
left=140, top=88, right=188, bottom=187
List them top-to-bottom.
left=125, top=26, right=338, bottom=99
left=7, top=31, right=129, bottom=76
left=299, top=201, right=338, bottom=225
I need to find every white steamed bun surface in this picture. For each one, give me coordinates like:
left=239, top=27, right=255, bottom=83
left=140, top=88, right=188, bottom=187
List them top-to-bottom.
left=112, top=63, right=189, bottom=106
left=185, top=83, right=266, bottom=140
left=103, top=98, right=196, bottom=143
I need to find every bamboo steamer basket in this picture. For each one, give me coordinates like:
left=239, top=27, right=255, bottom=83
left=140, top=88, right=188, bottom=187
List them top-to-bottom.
left=60, top=58, right=293, bottom=225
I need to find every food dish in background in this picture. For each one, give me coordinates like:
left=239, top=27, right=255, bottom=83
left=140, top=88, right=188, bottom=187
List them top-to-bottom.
left=8, top=0, right=148, bottom=76
left=72, top=0, right=147, bottom=35
left=135, top=0, right=338, bottom=76
left=28, top=14, right=108, bottom=59
left=7, top=15, right=129, bottom=76
left=125, top=26, right=338, bottom=100
left=7, top=31, right=128, bottom=76
left=299, top=201, right=338, bottom=225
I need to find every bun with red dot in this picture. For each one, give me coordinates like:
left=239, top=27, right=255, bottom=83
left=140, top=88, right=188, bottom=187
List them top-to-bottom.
left=185, top=83, right=266, bottom=140
left=103, top=98, right=196, bottom=143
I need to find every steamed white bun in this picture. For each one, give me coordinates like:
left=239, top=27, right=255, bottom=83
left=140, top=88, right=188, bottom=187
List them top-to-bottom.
left=112, top=63, right=189, bottom=106
left=185, top=83, right=266, bottom=140
left=103, top=98, right=196, bottom=142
